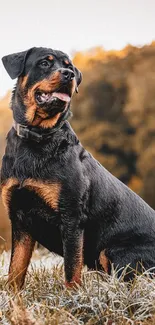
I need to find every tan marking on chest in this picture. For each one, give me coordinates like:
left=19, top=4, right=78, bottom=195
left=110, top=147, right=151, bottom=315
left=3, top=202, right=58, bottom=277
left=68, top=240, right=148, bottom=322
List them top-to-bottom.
left=1, top=178, right=19, bottom=212
left=1, top=178, right=61, bottom=212
left=23, top=179, right=61, bottom=211
left=99, top=250, right=109, bottom=273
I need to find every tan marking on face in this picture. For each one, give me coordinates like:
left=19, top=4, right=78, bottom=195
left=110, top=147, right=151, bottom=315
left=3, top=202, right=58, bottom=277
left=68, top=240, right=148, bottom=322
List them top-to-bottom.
left=48, top=55, right=54, bottom=61
left=64, top=59, right=69, bottom=65
left=23, top=70, right=75, bottom=128
left=24, top=71, right=61, bottom=124
left=20, top=75, right=29, bottom=89
left=71, top=78, right=76, bottom=96
left=25, top=103, right=38, bottom=124
left=26, top=106, right=61, bottom=127
left=29, top=107, right=49, bottom=126
left=37, top=108, right=49, bottom=118
left=39, top=113, right=61, bottom=128
left=1, top=178, right=19, bottom=213
left=23, top=179, right=61, bottom=211
left=65, top=231, right=84, bottom=288
left=8, top=235, right=35, bottom=289
left=99, top=250, right=109, bottom=273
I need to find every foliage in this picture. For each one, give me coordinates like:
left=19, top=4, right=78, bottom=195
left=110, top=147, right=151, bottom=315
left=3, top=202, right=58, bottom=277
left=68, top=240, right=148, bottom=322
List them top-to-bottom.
left=72, top=42, right=155, bottom=207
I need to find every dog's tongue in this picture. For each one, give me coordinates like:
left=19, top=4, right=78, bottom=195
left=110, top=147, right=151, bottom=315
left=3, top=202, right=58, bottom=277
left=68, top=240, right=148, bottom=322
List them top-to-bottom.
left=52, top=92, right=70, bottom=102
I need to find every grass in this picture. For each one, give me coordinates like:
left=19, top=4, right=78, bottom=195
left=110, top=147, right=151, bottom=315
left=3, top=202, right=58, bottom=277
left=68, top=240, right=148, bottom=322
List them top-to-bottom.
left=1, top=250, right=155, bottom=324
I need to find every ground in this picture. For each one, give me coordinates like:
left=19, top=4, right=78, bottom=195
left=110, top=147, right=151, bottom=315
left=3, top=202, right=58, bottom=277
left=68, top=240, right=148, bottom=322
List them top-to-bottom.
left=1, top=248, right=155, bottom=325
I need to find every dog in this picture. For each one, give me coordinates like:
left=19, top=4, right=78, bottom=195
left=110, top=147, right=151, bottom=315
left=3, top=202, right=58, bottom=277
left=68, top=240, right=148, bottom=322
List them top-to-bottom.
left=1, top=47, right=155, bottom=290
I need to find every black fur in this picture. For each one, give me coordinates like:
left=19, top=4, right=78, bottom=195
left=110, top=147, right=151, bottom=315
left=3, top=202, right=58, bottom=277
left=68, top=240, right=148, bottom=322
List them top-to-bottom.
left=1, top=47, right=155, bottom=288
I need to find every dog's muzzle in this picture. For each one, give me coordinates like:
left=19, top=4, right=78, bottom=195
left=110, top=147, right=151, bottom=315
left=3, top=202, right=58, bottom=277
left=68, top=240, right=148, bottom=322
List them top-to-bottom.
left=35, top=68, right=74, bottom=107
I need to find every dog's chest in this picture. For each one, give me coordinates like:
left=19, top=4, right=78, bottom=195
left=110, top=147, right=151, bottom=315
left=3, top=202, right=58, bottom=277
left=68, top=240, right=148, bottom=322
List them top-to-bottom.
left=1, top=177, right=61, bottom=214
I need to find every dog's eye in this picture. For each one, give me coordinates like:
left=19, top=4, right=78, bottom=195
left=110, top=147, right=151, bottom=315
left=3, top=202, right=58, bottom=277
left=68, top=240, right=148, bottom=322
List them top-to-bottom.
left=39, top=60, right=51, bottom=68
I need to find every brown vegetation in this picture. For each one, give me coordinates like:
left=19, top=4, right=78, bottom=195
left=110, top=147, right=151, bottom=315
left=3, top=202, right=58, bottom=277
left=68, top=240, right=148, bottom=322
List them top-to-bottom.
left=72, top=41, right=155, bottom=206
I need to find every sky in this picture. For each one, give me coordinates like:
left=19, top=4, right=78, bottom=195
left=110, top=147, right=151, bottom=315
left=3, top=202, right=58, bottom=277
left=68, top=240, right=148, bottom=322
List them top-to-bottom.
left=0, top=0, right=155, bottom=97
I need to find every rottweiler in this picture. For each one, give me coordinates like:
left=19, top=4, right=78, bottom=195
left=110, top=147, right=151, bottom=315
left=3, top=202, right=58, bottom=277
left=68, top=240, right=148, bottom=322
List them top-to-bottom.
left=1, top=47, right=155, bottom=290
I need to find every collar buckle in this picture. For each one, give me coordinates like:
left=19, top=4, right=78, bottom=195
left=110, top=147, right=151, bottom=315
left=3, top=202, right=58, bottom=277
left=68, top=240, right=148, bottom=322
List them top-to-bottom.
left=14, top=122, right=43, bottom=142
left=16, top=124, right=28, bottom=138
left=16, top=124, right=43, bottom=142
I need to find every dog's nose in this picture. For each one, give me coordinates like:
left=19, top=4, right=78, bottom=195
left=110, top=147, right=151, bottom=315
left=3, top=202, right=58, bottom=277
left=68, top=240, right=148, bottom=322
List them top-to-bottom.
left=60, top=68, right=75, bottom=81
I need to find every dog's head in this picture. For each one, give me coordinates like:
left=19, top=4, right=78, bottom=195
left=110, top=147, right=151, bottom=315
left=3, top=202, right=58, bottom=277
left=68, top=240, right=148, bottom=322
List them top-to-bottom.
left=2, top=47, right=82, bottom=128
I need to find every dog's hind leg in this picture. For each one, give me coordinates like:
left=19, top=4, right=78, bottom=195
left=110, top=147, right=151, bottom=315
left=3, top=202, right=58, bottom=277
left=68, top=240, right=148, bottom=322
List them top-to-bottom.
left=61, top=222, right=84, bottom=288
left=8, top=223, right=35, bottom=290
left=105, top=245, right=155, bottom=280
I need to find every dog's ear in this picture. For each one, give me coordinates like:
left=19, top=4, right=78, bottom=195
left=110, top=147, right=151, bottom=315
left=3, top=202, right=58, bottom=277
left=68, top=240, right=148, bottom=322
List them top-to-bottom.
left=2, top=48, right=34, bottom=80
left=74, top=66, right=82, bottom=87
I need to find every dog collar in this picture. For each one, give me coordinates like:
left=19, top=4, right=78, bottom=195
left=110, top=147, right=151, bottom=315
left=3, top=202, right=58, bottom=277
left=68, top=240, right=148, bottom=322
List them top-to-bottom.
left=13, top=111, right=70, bottom=143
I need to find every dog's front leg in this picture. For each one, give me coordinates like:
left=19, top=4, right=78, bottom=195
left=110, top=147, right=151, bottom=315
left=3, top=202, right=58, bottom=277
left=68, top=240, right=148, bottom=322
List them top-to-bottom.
left=61, top=222, right=84, bottom=288
left=8, top=223, right=35, bottom=290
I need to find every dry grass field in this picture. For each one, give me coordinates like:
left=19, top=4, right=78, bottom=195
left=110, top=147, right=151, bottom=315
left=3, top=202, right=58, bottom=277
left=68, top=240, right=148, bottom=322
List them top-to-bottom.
left=1, top=249, right=155, bottom=325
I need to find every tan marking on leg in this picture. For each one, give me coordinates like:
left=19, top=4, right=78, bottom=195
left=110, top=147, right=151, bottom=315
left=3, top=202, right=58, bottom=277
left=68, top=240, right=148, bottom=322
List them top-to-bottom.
left=1, top=178, right=19, bottom=213
left=23, top=179, right=61, bottom=211
left=65, top=233, right=84, bottom=288
left=9, top=235, right=35, bottom=289
left=99, top=250, right=109, bottom=273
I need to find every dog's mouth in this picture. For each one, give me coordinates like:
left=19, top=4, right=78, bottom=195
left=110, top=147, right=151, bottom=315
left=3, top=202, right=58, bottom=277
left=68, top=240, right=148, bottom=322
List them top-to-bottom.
left=35, top=86, right=71, bottom=106
left=35, top=91, right=71, bottom=105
